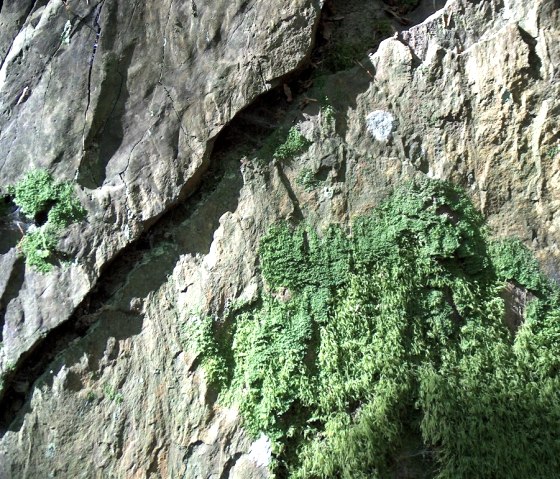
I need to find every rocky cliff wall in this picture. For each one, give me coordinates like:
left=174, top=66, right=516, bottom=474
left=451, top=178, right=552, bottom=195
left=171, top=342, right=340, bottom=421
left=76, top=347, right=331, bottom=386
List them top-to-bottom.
left=0, top=0, right=558, bottom=477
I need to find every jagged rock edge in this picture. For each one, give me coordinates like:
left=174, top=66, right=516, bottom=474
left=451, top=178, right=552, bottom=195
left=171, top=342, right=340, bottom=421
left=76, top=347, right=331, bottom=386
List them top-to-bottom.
left=0, top=1, right=325, bottom=434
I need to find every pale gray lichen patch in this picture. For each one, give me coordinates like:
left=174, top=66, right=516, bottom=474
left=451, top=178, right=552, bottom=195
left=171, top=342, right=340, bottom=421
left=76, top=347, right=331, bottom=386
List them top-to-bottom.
left=366, top=110, right=396, bottom=142
left=247, top=433, right=272, bottom=468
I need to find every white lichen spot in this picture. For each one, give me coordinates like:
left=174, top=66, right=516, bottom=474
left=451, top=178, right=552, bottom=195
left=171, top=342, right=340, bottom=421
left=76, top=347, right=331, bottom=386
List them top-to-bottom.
left=61, top=20, right=72, bottom=45
left=366, top=110, right=396, bottom=142
left=248, top=433, right=272, bottom=468
left=45, top=442, right=56, bottom=459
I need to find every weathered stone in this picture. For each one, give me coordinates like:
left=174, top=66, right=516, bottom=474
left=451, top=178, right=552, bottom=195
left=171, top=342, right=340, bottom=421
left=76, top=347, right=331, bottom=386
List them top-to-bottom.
left=0, top=0, right=559, bottom=476
left=0, top=0, right=322, bottom=382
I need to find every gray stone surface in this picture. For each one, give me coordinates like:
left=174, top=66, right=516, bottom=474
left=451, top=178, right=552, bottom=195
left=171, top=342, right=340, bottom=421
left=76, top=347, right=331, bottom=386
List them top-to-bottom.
left=0, top=0, right=559, bottom=476
left=0, top=0, right=321, bottom=378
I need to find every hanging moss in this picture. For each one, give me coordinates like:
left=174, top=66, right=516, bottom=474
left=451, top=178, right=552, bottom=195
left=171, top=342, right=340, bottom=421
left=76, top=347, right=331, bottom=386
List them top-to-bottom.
left=186, top=177, right=560, bottom=478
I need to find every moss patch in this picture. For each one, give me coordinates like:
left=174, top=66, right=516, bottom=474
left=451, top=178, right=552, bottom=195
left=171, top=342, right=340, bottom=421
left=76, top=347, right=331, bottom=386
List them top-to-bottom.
left=8, top=170, right=86, bottom=272
left=187, top=178, right=560, bottom=478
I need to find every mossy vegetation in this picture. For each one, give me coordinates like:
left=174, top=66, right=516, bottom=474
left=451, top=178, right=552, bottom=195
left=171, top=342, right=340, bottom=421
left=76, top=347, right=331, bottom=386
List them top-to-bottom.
left=256, top=125, right=312, bottom=163
left=273, top=126, right=312, bottom=161
left=296, top=168, right=321, bottom=192
left=7, top=170, right=86, bottom=272
left=186, top=178, right=560, bottom=478
left=18, top=227, right=59, bottom=273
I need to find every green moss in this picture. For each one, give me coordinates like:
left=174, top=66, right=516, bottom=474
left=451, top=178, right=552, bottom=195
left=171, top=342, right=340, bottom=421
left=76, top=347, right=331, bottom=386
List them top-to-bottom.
left=321, top=103, right=335, bottom=127
left=256, top=126, right=311, bottom=163
left=273, top=127, right=312, bottom=161
left=546, top=144, right=559, bottom=159
left=296, top=168, right=321, bottom=192
left=9, top=169, right=85, bottom=226
left=8, top=170, right=86, bottom=272
left=8, top=170, right=55, bottom=218
left=189, top=178, right=560, bottom=478
left=47, top=182, right=87, bottom=228
left=18, top=227, right=59, bottom=273
left=489, top=238, right=548, bottom=291
left=181, top=313, right=230, bottom=389
left=103, top=385, right=124, bottom=404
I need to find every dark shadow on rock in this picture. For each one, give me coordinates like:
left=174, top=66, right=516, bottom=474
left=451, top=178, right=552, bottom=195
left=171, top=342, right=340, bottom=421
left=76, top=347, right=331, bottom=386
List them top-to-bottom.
left=77, top=1, right=136, bottom=189
left=0, top=199, right=32, bottom=254
left=0, top=224, right=20, bottom=255
left=0, top=255, right=24, bottom=343
left=1, top=310, right=144, bottom=434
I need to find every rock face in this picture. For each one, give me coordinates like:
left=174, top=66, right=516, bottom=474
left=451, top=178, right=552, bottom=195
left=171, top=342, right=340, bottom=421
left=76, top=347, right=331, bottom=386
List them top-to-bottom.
left=0, top=0, right=558, bottom=477
left=0, top=0, right=320, bottom=394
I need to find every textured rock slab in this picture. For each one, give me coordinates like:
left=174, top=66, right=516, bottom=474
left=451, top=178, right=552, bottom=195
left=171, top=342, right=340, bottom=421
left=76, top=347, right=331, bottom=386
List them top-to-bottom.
left=0, top=0, right=321, bottom=377
left=1, top=0, right=560, bottom=476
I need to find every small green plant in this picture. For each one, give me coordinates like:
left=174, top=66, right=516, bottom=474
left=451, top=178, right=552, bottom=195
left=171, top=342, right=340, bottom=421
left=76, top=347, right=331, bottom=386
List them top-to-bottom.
left=321, top=103, right=335, bottom=126
left=273, top=127, right=312, bottom=161
left=546, top=144, right=559, bottom=159
left=296, top=168, right=321, bottom=192
left=8, top=170, right=86, bottom=272
left=8, top=170, right=56, bottom=219
left=18, top=227, right=59, bottom=273
left=490, top=238, right=548, bottom=291
left=181, top=313, right=229, bottom=388
left=103, top=385, right=124, bottom=404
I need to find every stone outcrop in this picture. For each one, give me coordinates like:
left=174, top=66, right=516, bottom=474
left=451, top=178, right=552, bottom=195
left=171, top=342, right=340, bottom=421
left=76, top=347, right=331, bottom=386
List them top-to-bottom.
left=0, top=0, right=558, bottom=477
left=0, top=0, right=320, bottom=391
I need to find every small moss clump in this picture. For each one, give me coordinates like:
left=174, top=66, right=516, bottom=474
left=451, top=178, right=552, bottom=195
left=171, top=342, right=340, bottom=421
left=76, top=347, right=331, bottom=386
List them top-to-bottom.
left=273, top=127, right=312, bottom=161
left=296, top=168, right=321, bottom=192
left=8, top=170, right=86, bottom=272
left=8, top=170, right=55, bottom=218
left=187, top=178, right=560, bottom=478
left=18, top=227, right=59, bottom=273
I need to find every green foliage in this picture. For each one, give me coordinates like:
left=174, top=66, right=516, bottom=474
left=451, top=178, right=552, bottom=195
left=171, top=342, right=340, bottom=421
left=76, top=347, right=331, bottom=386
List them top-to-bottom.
left=320, top=98, right=335, bottom=128
left=256, top=126, right=311, bottom=163
left=273, top=127, right=312, bottom=161
left=545, top=144, right=559, bottom=159
left=296, top=168, right=321, bottom=192
left=8, top=170, right=86, bottom=272
left=8, top=170, right=57, bottom=218
left=9, top=170, right=85, bottom=226
left=190, top=178, right=560, bottom=478
left=47, top=182, right=87, bottom=228
left=259, top=223, right=350, bottom=292
left=18, top=227, right=59, bottom=273
left=490, top=238, right=547, bottom=291
left=226, top=295, right=315, bottom=442
left=182, top=313, right=229, bottom=388
left=103, top=385, right=124, bottom=404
